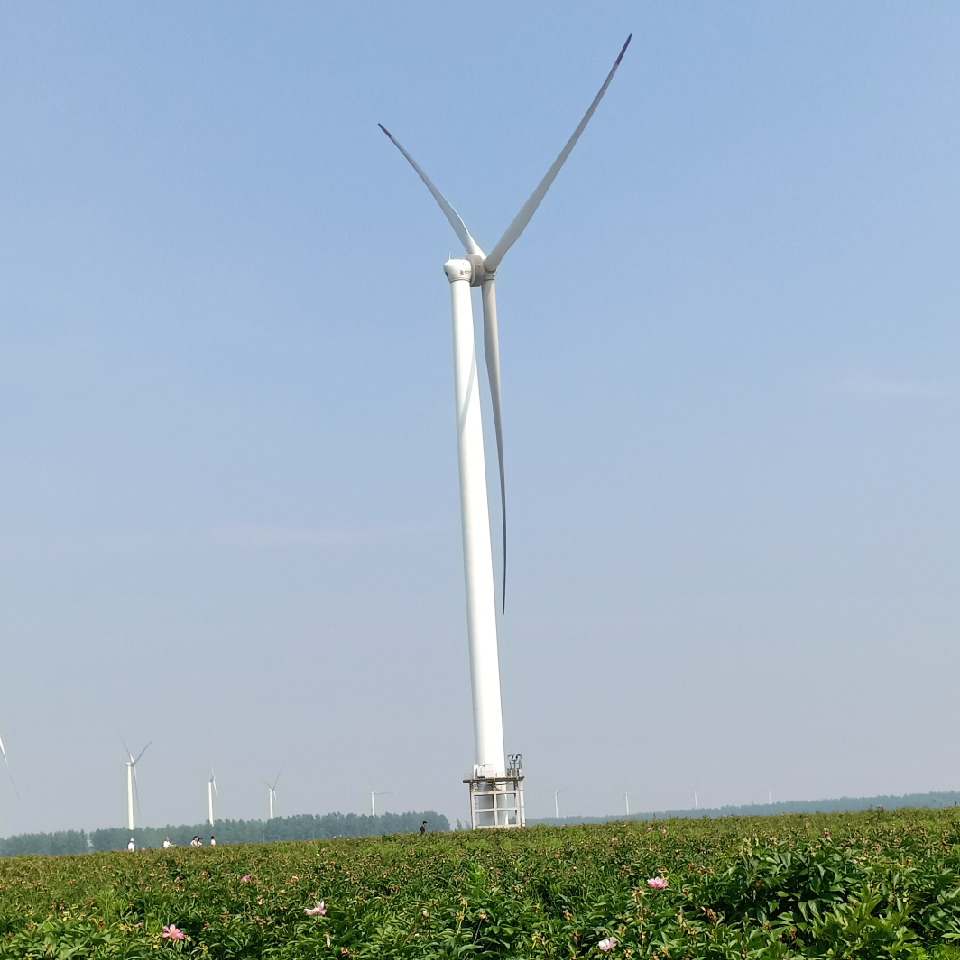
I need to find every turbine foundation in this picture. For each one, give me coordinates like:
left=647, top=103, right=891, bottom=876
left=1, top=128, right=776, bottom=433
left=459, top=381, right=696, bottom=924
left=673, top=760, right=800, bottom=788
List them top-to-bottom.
left=464, top=753, right=525, bottom=829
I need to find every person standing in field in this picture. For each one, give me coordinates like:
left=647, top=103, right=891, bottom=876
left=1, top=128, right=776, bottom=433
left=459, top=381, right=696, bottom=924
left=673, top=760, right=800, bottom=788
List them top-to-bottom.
left=420, top=821, right=427, bottom=835
left=210, top=836, right=216, bottom=846
left=162, top=837, right=172, bottom=848
left=127, top=838, right=135, bottom=851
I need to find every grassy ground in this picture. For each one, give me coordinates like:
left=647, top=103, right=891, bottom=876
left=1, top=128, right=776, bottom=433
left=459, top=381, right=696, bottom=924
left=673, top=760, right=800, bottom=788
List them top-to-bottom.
left=3, top=808, right=960, bottom=958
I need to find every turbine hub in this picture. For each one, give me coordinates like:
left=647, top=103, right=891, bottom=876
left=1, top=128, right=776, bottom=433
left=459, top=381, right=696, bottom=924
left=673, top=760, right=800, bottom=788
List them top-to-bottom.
left=465, top=254, right=486, bottom=287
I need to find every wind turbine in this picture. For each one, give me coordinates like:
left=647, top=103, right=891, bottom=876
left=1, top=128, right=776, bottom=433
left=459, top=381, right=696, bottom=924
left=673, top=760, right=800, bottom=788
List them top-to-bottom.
left=380, top=35, right=631, bottom=827
left=0, top=732, right=20, bottom=799
left=120, top=737, right=151, bottom=831
left=207, top=767, right=217, bottom=826
left=265, top=770, right=281, bottom=820
left=554, top=787, right=568, bottom=820
left=370, top=789, right=390, bottom=818
left=624, top=790, right=636, bottom=817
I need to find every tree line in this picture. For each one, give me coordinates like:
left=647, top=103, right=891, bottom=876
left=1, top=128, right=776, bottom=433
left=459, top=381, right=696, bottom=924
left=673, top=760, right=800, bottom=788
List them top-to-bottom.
left=0, top=809, right=449, bottom=857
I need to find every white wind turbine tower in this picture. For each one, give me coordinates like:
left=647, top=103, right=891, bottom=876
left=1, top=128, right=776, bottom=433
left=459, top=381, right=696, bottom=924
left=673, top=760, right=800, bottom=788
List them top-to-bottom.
left=380, top=35, right=631, bottom=829
left=120, top=737, right=151, bottom=831
left=207, top=768, right=217, bottom=827
left=265, top=771, right=281, bottom=820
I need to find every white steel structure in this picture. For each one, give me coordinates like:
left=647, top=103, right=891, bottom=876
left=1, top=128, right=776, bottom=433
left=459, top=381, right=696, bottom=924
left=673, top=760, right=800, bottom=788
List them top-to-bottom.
left=380, top=36, right=631, bottom=827
left=121, top=738, right=151, bottom=831
left=207, top=768, right=217, bottom=826
left=266, top=771, right=281, bottom=820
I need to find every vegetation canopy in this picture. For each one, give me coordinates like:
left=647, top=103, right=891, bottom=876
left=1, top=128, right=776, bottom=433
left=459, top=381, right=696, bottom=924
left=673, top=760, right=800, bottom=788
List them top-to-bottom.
left=3, top=808, right=960, bottom=958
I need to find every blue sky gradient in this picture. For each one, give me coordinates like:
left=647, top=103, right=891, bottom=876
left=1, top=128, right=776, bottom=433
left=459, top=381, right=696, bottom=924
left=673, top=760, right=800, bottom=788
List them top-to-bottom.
left=1, top=2, right=958, bottom=834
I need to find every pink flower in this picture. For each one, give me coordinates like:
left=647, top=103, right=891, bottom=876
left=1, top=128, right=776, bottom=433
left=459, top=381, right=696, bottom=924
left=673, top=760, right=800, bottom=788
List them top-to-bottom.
left=659, top=828, right=667, bottom=834
left=241, top=875, right=251, bottom=883
left=647, top=876, right=668, bottom=889
left=305, top=900, right=327, bottom=916
left=161, top=924, right=186, bottom=940
left=598, top=937, right=618, bottom=952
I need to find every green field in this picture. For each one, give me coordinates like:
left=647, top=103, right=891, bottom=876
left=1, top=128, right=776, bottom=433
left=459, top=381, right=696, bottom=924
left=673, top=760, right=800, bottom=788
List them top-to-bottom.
left=3, top=808, right=960, bottom=958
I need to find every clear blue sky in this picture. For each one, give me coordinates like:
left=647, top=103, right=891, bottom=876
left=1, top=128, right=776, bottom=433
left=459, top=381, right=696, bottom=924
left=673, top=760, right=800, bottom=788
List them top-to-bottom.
left=1, top=1, right=958, bottom=836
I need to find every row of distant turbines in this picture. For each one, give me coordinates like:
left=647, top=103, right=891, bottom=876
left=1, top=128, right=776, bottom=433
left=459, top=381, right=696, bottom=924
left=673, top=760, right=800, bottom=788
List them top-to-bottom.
left=120, top=738, right=282, bottom=831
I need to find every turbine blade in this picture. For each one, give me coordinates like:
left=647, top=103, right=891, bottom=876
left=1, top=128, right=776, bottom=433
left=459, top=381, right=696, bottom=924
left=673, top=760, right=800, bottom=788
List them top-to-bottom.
left=484, top=34, right=632, bottom=273
left=378, top=124, right=483, bottom=257
left=481, top=278, right=507, bottom=609
left=119, top=733, right=133, bottom=760
left=133, top=741, right=152, bottom=765
left=272, top=770, right=282, bottom=790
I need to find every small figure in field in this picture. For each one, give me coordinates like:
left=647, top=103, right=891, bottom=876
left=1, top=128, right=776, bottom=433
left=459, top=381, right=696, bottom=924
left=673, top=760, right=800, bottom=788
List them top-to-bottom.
left=420, top=821, right=427, bottom=835
left=190, top=836, right=202, bottom=847
left=210, top=836, right=216, bottom=846
left=162, top=837, right=172, bottom=848
left=127, top=838, right=135, bottom=851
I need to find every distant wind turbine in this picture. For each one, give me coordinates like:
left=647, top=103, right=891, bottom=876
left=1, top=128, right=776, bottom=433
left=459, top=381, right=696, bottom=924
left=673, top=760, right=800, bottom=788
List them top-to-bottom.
left=380, top=35, right=631, bottom=827
left=0, top=732, right=20, bottom=799
left=120, top=736, right=151, bottom=831
left=207, top=768, right=217, bottom=826
left=265, top=770, right=281, bottom=820
left=554, top=788, right=568, bottom=820
left=371, top=790, right=390, bottom=818
left=624, top=790, right=636, bottom=817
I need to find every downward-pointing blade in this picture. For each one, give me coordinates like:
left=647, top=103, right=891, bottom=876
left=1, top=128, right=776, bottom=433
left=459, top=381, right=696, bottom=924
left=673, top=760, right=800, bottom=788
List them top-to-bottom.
left=484, top=34, right=632, bottom=273
left=378, top=124, right=483, bottom=257
left=481, top=278, right=507, bottom=609
left=133, top=766, right=142, bottom=823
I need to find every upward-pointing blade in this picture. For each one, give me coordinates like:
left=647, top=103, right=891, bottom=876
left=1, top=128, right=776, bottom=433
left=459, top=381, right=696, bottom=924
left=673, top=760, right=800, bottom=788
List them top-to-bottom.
left=484, top=34, right=632, bottom=273
left=378, top=124, right=483, bottom=257
left=133, top=741, right=152, bottom=765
